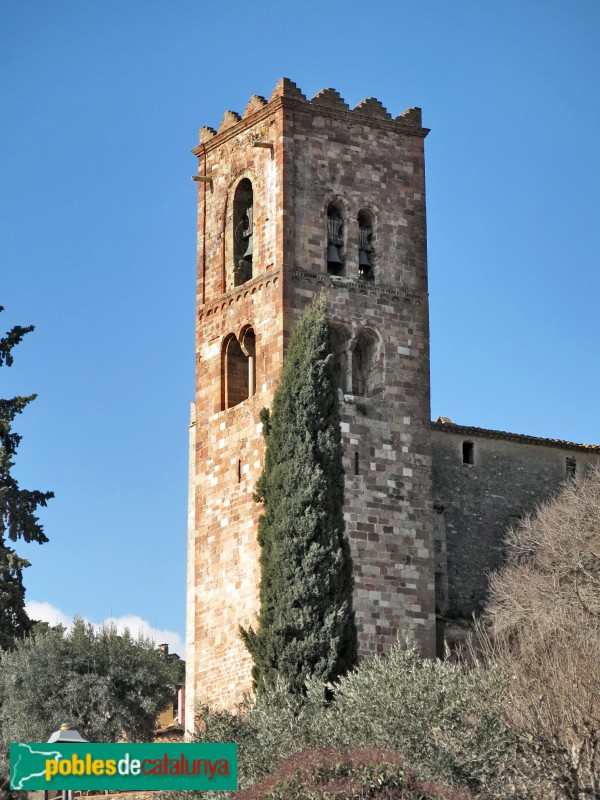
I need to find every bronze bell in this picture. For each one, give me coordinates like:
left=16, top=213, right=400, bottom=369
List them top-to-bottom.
left=241, top=204, right=253, bottom=259
left=243, top=233, right=253, bottom=259
left=327, top=244, right=343, bottom=266
left=358, top=248, right=372, bottom=268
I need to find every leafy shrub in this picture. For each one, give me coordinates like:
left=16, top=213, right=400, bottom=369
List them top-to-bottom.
left=184, top=638, right=515, bottom=799
left=321, top=640, right=513, bottom=797
left=235, top=747, right=477, bottom=800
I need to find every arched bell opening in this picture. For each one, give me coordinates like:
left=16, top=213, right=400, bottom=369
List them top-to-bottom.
left=233, top=179, right=254, bottom=287
left=326, top=202, right=345, bottom=275
left=357, top=209, right=375, bottom=281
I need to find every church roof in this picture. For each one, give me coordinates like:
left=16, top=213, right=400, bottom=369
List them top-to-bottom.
left=431, top=418, right=600, bottom=453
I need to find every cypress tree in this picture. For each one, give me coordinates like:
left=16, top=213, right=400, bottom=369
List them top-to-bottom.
left=241, top=297, right=357, bottom=693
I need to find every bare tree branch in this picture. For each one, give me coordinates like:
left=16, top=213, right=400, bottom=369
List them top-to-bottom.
left=476, top=466, right=600, bottom=799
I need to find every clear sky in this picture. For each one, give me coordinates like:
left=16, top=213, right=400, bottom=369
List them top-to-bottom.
left=1, top=0, right=599, bottom=650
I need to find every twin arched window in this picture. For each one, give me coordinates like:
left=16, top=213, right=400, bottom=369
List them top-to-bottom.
left=326, top=204, right=375, bottom=281
left=330, top=325, right=383, bottom=397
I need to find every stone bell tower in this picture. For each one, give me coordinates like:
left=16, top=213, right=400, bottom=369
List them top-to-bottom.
left=186, top=78, right=435, bottom=720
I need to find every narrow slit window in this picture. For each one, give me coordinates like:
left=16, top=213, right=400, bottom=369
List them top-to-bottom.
left=462, top=441, right=474, bottom=465
left=354, top=452, right=359, bottom=475
left=566, top=456, right=576, bottom=478
left=238, top=459, right=242, bottom=483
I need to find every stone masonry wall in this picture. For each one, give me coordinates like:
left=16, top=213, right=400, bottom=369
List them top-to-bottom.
left=187, top=78, right=436, bottom=717
left=281, top=87, right=436, bottom=658
left=282, top=87, right=427, bottom=291
left=186, top=89, right=286, bottom=715
left=286, top=273, right=435, bottom=657
left=186, top=275, right=283, bottom=714
left=432, top=426, right=600, bottom=624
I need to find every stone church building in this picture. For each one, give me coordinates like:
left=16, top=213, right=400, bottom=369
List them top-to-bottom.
left=185, top=78, right=600, bottom=720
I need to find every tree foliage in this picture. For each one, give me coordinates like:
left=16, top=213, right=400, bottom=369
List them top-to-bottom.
left=241, top=298, right=357, bottom=694
left=0, top=307, right=53, bottom=650
left=479, top=466, right=600, bottom=799
left=0, top=619, right=179, bottom=755
left=190, top=638, right=513, bottom=800
left=235, top=747, right=477, bottom=800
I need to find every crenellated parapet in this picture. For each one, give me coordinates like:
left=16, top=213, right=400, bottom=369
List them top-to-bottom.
left=193, top=77, right=427, bottom=154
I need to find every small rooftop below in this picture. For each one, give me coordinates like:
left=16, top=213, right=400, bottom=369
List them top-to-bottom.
left=432, top=417, right=600, bottom=453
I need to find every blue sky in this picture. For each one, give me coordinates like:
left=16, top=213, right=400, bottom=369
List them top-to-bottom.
left=1, top=0, right=599, bottom=649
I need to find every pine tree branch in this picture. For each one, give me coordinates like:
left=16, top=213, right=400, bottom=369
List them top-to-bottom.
left=0, top=307, right=34, bottom=367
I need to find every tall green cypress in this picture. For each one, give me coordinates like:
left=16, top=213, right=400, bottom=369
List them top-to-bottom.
left=241, top=297, right=357, bottom=694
